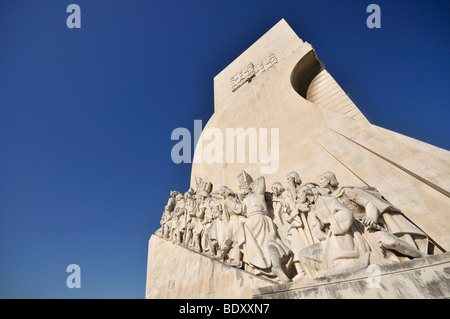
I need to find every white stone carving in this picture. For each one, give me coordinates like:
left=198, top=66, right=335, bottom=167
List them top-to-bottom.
left=231, top=53, right=278, bottom=92
left=155, top=170, right=432, bottom=283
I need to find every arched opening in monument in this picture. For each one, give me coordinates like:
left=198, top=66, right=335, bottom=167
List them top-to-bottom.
left=290, top=50, right=324, bottom=99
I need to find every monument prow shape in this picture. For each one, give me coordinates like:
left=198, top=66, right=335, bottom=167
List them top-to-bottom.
left=146, top=19, right=450, bottom=299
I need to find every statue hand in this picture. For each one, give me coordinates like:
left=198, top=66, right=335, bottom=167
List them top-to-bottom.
left=361, top=216, right=377, bottom=229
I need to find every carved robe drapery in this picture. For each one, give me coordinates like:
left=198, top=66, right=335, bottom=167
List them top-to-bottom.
left=240, top=177, right=293, bottom=271
left=333, top=186, right=429, bottom=258
left=300, top=195, right=370, bottom=276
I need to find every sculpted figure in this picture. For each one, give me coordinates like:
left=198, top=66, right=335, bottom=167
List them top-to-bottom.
left=237, top=171, right=294, bottom=283
left=286, top=171, right=302, bottom=202
left=319, top=171, right=428, bottom=261
left=284, top=172, right=321, bottom=246
left=195, top=176, right=213, bottom=195
left=280, top=178, right=304, bottom=230
left=270, top=182, right=288, bottom=231
left=271, top=182, right=309, bottom=280
left=297, top=184, right=371, bottom=277
left=218, top=186, right=246, bottom=267
left=158, top=190, right=179, bottom=239
left=182, top=190, right=197, bottom=247
left=197, top=190, right=218, bottom=254
left=166, top=191, right=178, bottom=211
left=171, top=193, right=187, bottom=244
left=190, top=201, right=206, bottom=252
left=204, top=202, right=227, bottom=258
left=158, top=210, right=172, bottom=239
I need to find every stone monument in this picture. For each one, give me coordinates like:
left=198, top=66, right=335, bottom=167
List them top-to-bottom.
left=146, top=19, right=450, bottom=299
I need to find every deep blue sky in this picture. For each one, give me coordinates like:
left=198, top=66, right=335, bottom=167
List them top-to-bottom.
left=0, top=0, right=449, bottom=298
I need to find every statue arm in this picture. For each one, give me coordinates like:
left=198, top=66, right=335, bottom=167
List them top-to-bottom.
left=253, top=176, right=266, bottom=195
left=346, top=188, right=381, bottom=226
left=328, top=199, right=354, bottom=235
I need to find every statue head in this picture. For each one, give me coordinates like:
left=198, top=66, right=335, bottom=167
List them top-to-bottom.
left=237, top=170, right=253, bottom=191
left=286, top=171, right=302, bottom=186
left=319, top=171, right=339, bottom=189
left=271, top=182, right=285, bottom=197
left=298, top=184, right=314, bottom=204
left=219, top=186, right=234, bottom=198
left=170, top=190, right=180, bottom=198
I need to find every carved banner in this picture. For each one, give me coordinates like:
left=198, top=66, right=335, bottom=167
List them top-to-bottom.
left=231, top=53, right=278, bottom=92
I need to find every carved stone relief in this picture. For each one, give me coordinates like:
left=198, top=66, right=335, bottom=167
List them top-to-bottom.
left=231, top=53, right=278, bottom=92
left=155, top=170, right=433, bottom=283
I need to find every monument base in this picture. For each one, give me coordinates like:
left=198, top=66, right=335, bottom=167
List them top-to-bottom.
left=147, top=234, right=449, bottom=299
left=145, top=235, right=275, bottom=299
left=252, top=251, right=450, bottom=299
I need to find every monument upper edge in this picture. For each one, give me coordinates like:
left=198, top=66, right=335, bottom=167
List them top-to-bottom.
left=212, top=19, right=306, bottom=111
left=213, top=19, right=304, bottom=81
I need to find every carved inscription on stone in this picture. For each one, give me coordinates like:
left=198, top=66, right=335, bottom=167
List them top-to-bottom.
left=231, top=53, right=278, bottom=92
left=254, top=53, right=278, bottom=76
left=231, top=63, right=255, bottom=92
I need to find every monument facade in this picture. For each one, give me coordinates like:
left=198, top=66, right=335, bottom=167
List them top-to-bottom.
left=146, top=19, right=450, bottom=299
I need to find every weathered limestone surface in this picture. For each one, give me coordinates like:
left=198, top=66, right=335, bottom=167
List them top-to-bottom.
left=145, top=235, right=274, bottom=299
left=253, top=251, right=450, bottom=299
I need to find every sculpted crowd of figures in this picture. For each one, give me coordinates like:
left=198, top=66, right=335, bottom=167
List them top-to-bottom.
left=156, top=171, right=431, bottom=283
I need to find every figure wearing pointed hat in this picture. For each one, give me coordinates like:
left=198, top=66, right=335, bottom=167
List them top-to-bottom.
left=195, top=176, right=213, bottom=195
